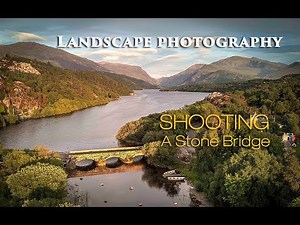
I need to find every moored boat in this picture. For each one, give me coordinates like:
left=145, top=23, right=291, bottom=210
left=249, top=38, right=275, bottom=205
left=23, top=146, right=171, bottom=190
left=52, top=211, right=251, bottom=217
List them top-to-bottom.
left=163, top=169, right=185, bottom=181
left=163, top=170, right=177, bottom=177
left=167, top=175, right=186, bottom=181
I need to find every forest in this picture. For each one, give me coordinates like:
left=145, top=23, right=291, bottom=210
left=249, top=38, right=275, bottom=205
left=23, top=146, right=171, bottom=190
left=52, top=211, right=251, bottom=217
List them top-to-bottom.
left=0, top=55, right=154, bottom=128
left=117, top=74, right=300, bottom=206
left=161, top=78, right=273, bottom=93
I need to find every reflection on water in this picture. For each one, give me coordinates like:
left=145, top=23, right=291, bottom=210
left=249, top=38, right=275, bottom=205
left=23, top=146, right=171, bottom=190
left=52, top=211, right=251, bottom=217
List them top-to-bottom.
left=68, top=164, right=192, bottom=207
left=141, top=165, right=182, bottom=197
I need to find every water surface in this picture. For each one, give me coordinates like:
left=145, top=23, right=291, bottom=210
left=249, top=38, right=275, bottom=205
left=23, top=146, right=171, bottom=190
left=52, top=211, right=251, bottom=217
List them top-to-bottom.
left=0, top=90, right=208, bottom=151
left=68, top=164, right=194, bottom=207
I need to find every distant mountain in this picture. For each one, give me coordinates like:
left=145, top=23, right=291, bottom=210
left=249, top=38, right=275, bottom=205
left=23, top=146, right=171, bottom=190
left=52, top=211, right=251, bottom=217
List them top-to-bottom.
left=0, top=42, right=108, bottom=72
left=0, top=42, right=158, bottom=89
left=159, top=56, right=287, bottom=87
left=99, top=61, right=157, bottom=85
left=266, top=62, right=300, bottom=79
left=159, top=64, right=204, bottom=87
left=101, top=71, right=158, bottom=90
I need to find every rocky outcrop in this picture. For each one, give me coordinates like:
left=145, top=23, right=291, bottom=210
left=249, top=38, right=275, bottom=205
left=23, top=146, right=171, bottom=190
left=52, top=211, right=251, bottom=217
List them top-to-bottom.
left=0, top=58, right=40, bottom=75
left=0, top=58, right=46, bottom=119
left=8, top=61, right=40, bottom=75
left=2, top=81, right=47, bottom=118
left=204, top=92, right=231, bottom=107
left=178, top=146, right=195, bottom=163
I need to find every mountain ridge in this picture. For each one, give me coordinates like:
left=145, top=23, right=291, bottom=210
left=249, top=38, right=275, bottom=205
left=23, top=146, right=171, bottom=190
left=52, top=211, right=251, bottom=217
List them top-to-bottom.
left=0, top=42, right=109, bottom=72
left=0, top=42, right=157, bottom=87
left=1, top=42, right=298, bottom=88
left=159, top=56, right=294, bottom=87
left=99, top=61, right=157, bottom=85
left=265, top=62, right=300, bottom=79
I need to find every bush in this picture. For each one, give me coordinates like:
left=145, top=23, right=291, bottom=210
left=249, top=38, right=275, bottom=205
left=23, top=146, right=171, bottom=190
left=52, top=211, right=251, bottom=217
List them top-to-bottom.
left=142, top=141, right=178, bottom=168
left=34, top=146, right=60, bottom=158
left=3, top=150, right=35, bottom=175
left=6, top=162, right=67, bottom=200
left=289, top=197, right=300, bottom=207
left=22, top=198, right=77, bottom=207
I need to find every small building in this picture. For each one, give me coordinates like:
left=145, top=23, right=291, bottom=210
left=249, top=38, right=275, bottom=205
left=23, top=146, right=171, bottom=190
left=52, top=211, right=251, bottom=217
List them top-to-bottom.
left=282, top=133, right=288, bottom=142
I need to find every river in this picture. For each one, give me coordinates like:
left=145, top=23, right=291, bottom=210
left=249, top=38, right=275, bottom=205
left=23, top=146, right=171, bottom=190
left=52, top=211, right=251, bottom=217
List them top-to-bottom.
left=0, top=89, right=209, bottom=207
left=0, top=89, right=208, bottom=151
left=68, top=164, right=201, bottom=207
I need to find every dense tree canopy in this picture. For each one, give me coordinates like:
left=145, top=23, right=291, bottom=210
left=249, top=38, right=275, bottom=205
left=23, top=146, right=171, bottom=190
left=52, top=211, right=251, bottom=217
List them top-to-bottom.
left=0, top=55, right=140, bottom=127
left=117, top=74, right=300, bottom=206
left=223, top=148, right=282, bottom=207
left=6, top=162, right=67, bottom=200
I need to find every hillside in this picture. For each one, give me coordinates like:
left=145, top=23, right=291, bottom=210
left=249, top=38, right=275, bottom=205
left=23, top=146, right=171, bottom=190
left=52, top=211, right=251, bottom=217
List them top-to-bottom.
left=0, top=42, right=108, bottom=72
left=0, top=42, right=157, bottom=89
left=0, top=55, right=133, bottom=128
left=159, top=56, right=287, bottom=87
left=99, top=61, right=157, bottom=85
left=265, top=62, right=300, bottom=79
left=159, top=64, right=204, bottom=87
left=102, top=72, right=158, bottom=89
left=117, top=73, right=300, bottom=207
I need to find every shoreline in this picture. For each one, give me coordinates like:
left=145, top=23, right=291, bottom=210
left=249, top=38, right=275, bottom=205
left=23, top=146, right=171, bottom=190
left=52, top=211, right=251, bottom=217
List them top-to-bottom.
left=1, top=89, right=206, bottom=130
left=0, top=93, right=133, bottom=130
left=189, top=185, right=213, bottom=207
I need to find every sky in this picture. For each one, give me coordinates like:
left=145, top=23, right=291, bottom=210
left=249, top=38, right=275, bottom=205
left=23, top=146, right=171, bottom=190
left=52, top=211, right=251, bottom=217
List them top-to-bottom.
left=0, top=18, right=300, bottom=78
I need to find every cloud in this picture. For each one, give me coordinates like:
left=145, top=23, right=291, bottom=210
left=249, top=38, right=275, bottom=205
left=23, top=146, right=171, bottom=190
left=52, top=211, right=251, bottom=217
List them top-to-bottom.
left=10, top=32, right=46, bottom=42
left=198, top=47, right=212, bottom=55
left=81, top=48, right=158, bottom=64
left=89, top=48, right=158, bottom=57
left=143, top=53, right=194, bottom=77
left=151, top=54, right=187, bottom=63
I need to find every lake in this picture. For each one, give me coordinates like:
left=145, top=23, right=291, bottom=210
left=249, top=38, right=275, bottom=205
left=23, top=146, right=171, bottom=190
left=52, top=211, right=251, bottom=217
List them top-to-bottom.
left=0, top=89, right=209, bottom=207
left=0, top=89, right=208, bottom=151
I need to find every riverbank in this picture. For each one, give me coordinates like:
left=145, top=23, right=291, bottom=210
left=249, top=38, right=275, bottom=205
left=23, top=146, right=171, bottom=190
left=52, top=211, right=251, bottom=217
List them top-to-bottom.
left=0, top=90, right=208, bottom=151
left=0, top=95, right=126, bottom=129
left=189, top=186, right=213, bottom=207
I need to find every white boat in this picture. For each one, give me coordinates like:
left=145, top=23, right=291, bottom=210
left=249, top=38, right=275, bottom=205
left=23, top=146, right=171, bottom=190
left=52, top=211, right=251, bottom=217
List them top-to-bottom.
left=163, top=170, right=176, bottom=177
left=163, top=170, right=185, bottom=181
left=167, top=175, right=186, bottom=181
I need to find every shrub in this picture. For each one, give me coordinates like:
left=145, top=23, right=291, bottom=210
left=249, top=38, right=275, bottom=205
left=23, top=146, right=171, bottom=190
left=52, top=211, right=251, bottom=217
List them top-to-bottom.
left=6, top=162, right=67, bottom=200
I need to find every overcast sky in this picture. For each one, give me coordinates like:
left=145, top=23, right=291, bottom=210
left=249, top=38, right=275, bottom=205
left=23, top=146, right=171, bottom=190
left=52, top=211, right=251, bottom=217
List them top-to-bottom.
left=0, top=18, right=299, bottom=78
